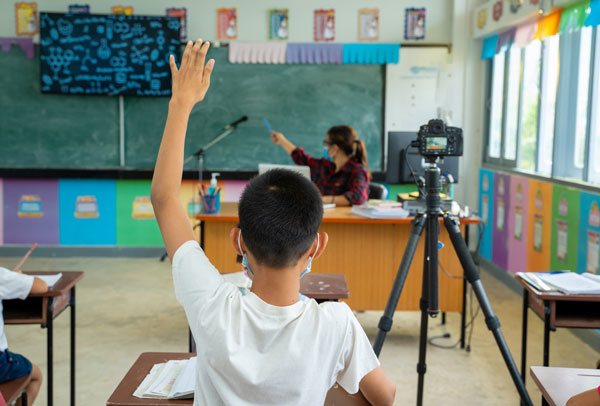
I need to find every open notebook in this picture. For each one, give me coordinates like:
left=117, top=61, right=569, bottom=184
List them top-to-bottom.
left=35, top=273, right=62, bottom=288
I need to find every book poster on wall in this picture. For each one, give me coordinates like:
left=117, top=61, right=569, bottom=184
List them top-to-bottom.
left=15, top=2, right=38, bottom=36
left=68, top=4, right=89, bottom=14
left=112, top=6, right=133, bottom=16
left=167, top=8, right=187, bottom=42
left=217, top=8, right=237, bottom=40
left=358, top=8, right=379, bottom=41
left=404, top=8, right=425, bottom=40
left=269, top=9, right=288, bottom=40
left=314, top=9, right=335, bottom=42
left=577, top=192, right=600, bottom=275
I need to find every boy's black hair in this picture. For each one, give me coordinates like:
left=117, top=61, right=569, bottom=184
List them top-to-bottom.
left=239, top=169, right=324, bottom=268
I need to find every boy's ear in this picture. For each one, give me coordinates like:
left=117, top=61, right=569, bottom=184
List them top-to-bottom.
left=230, top=227, right=243, bottom=255
left=312, top=232, right=328, bottom=260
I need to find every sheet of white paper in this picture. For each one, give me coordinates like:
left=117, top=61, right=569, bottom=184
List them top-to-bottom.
left=35, top=273, right=62, bottom=288
left=168, top=356, right=196, bottom=399
left=133, top=363, right=165, bottom=398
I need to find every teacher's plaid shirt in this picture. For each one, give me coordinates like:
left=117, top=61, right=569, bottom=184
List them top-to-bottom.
left=291, top=147, right=369, bottom=205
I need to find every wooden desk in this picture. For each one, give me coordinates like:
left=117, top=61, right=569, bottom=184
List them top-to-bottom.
left=197, top=203, right=477, bottom=312
left=3, top=271, right=84, bottom=406
left=517, top=275, right=600, bottom=406
left=107, top=352, right=370, bottom=406
left=530, top=366, right=600, bottom=406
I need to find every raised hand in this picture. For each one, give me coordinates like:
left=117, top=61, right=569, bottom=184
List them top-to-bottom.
left=169, top=39, right=215, bottom=108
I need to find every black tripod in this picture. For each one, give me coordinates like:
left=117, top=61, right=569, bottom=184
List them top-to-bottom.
left=373, top=159, right=532, bottom=406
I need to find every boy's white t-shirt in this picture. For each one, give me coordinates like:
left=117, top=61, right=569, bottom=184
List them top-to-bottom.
left=173, top=240, right=379, bottom=406
left=0, top=267, right=34, bottom=351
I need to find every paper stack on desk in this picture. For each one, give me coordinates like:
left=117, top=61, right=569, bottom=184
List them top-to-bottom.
left=350, top=200, right=409, bottom=219
left=536, top=272, right=600, bottom=294
left=133, top=357, right=196, bottom=399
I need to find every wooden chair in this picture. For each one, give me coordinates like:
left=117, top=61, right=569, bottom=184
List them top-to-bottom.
left=0, top=374, right=31, bottom=406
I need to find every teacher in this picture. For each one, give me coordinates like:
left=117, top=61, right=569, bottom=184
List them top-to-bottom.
left=270, top=125, right=370, bottom=206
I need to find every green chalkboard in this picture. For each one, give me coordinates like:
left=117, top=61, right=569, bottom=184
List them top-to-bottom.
left=0, top=46, right=120, bottom=169
left=1, top=46, right=383, bottom=171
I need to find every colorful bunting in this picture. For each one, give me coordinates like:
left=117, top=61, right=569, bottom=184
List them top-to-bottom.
left=585, top=0, right=600, bottom=26
left=559, top=1, right=590, bottom=32
left=537, top=9, right=562, bottom=40
left=514, top=21, right=538, bottom=47
left=496, top=27, right=516, bottom=53
left=481, top=34, right=499, bottom=60
left=228, top=42, right=286, bottom=64
left=342, top=44, right=399, bottom=64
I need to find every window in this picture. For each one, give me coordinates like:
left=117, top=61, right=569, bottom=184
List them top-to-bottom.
left=484, top=25, right=600, bottom=189
left=574, top=26, right=593, bottom=169
left=588, top=28, right=600, bottom=183
left=537, top=35, right=560, bottom=176
left=518, top=40, right=542, bottom=172
left=504, top=46, right=522, bottom=162
left=488, top=52, right=505, bottom=159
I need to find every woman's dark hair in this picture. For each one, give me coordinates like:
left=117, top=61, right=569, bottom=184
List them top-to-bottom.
left=327, top=125, right=371, bottom=180
left=238, top=169, right=324, bottom=268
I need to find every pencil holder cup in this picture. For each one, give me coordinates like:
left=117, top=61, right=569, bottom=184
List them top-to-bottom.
left=201, top=191, right=221, bottom=214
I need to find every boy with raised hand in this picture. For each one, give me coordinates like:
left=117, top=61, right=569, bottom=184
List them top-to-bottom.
left=151, top=38, right=396, bottom=406
left=0, top=267, right=48, bottom=405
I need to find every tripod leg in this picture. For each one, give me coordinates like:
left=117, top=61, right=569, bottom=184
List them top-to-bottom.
left=373, top=214, right=426, bottom=357
left=443, top=214, right=533, bottom=406
left=416, top=229, right=431, bottom=406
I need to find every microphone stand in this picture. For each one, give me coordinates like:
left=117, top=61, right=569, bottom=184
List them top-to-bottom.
left=159, top=125, right=239, bottom=262
left=184, top=127, right=236, bottom=185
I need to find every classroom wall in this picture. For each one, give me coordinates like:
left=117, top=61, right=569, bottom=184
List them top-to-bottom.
left=0, top=0, right=453, bottom=44
left=478, top=168, right=600, bottom=277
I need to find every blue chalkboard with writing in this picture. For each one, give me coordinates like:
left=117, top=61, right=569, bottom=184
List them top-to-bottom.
left=39, top=13, right=180, bottom=96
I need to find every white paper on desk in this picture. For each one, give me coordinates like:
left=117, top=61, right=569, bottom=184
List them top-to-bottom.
left=538, top=272, right=600, bottom=294
left=35, top=273, right=62, bottom=288
left=168, top=356, right=196, bottom=399
left=146, top=359, right=187, bottom=398
left=133, top=363, right=165, bottom=398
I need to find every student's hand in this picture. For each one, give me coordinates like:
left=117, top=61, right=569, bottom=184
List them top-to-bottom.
left=169, top=39, right=215, bottom=109
left=270, top=131, right=287, bottom=145
left=14, top=269, right=22, bottom=274
left=567, top=387, right=600, bottom=406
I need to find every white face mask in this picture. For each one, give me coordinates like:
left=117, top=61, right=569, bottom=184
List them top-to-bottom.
left=238, top=232, right=319, bottom=280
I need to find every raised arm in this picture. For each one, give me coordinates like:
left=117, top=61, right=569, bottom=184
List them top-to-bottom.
left=151, top=39, right=215, bottom=261
left=270, top=131, right=297, bottom=155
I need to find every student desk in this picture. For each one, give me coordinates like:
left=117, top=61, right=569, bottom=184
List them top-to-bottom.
left=196, top=203, right=477, bottom=341
left=3, top=271, right=84, bottom=406
left=517, top=275, right=600, bottom=406
left=106, top=352, right=371, bottom=406
left=530, top=366, right=600, bottom=406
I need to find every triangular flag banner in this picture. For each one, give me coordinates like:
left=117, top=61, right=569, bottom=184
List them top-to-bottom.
left=585, top=0, right=600, bottom=26
left=559, top=1, right=590, bottom=32
left=538, top=9, right=563, bottom=40
left=514, top=21, right=539, bottom=47
left=496, top=27, right=516, bottom=54
left=481, top=34, right=499, bottom=60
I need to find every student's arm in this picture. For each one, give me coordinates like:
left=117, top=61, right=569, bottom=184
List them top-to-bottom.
left=151, top=39, right=214, bottom=261
left=270, top=131, right=296, bottom=155
left=322, top=194, right=351, bottom=206
left=30, top=277, right=48, bottom=294
left=359, top=366, right=396, bottom=406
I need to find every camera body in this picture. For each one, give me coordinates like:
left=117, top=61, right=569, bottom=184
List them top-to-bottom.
left=414, top=119, right=463, bottom=157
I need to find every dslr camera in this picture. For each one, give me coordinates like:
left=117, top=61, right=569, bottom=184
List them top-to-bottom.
left=412, top=119, right=463, bottom=158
